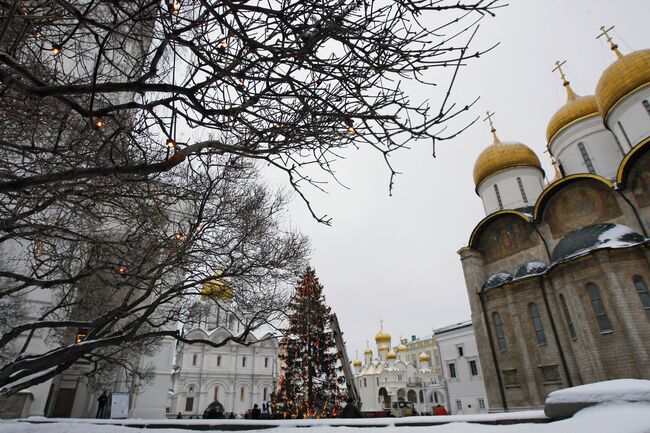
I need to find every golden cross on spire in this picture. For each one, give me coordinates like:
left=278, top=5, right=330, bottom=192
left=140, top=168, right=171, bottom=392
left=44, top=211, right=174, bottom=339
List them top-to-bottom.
left=597, top=25, right=623, bottom=59
left=552, top=60, right=569, bottom=86
left=483, top=110, right=499, bottom=141
left=484, top=111, right=495, bottom=131
left=379, top=318, right=384, bottom=330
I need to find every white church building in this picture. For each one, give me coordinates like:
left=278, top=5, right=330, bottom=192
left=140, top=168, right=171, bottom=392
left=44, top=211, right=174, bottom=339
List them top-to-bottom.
left=352, top=323, right=489, bottom=415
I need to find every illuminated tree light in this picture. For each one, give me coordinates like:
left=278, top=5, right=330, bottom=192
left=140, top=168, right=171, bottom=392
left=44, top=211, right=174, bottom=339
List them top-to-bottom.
left=52, top=45, right=61, bottom=56
left=94, top=119, right=104, bottom=129
left=166, top=138, right=176, bottom=148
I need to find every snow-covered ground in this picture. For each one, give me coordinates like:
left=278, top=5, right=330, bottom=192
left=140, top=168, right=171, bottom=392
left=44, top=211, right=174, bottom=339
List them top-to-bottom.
left=2, top=403, right=649, bottom=433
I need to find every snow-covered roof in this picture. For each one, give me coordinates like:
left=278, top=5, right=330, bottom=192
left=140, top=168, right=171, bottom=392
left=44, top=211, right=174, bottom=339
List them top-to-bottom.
left=551, top=223, right=646, bottom=262
left=482, top=224, right=648, bottom=291
left=513, top=261, right=547, bottom=278
left=483, top=272, right=513, bottom=290
left=433, top=320, right=473, bottom=335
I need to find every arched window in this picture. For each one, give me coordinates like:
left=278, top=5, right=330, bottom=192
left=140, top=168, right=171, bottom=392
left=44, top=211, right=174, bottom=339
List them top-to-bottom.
left=577, top=142, right=596, bottom=173
left=516, top=177, right=528, bottom=203
left=494, top=184, right=504, bottom=210
left=633, top=276, right=650, bottom=319
left=587, top=283, right=613, bottom=332
left=559, top=295, right=577, bottom=340
left=528, top=303, right=547, bottom=345
left=493, top=312, right=507, bottom=352
left=363, top=378, right=367, bottom=387
left=185, top=386, right=195, bottom=412
left=214, top=386, right=219, bottom=401
left=240, top=387, right=245, bottom=401
left=263, top=387, right=268, bottom=401
left=407, top=390, right=417, bottom=403
left=419, top=390, right=424, bottom=403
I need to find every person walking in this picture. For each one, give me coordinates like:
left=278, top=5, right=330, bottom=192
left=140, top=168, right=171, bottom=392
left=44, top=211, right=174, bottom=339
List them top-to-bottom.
left=96, top=391, right=108, bottom=418
left=340, top=398, right=362, bottom=418
left=434, top=404, right=448, bottom=416
left=176, top=412, right=182, bottom=419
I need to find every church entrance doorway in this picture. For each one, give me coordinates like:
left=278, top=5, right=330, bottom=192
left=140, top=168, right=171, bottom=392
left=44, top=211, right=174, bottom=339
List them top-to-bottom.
left=378, top=387, right=390, bottom=408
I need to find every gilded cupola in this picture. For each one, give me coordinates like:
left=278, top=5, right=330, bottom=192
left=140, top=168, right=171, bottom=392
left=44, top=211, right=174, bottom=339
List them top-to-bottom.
left=595, top=26, right=650, bottom=121
left=547, top=60, right=599, bottom=143
left=473, top=113, right=542, bottom=187
left=375, top=323, right=391, bottom=344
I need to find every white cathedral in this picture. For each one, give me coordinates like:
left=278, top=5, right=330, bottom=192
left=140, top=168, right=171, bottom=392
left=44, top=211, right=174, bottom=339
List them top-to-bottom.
left=167, top=295, right=279, bottom=418
left=351, top=322, right=490, bottom=415
left=352, top=325, right=446, bottom=414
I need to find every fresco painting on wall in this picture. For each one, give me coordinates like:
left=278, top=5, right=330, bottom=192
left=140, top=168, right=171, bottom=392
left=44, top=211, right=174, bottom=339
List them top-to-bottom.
left=545, top=182, right=621, bottom=238
left=477, top=215, right=539, bottom=263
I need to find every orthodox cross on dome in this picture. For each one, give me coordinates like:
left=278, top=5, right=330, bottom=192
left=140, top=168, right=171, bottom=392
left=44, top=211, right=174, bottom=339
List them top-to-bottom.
left=597, top=25, right=623, bottom=59
left=552, top=60, right=569, bottom=86
left=552, top=60, right=577, bottom=100
left=483, top=110, right=500, bottom=142
left=379, top=318, right=384, bottom=330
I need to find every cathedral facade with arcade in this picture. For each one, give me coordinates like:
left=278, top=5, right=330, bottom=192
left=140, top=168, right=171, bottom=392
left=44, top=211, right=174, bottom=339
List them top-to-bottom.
left=459, top=28, right=650, bottom=411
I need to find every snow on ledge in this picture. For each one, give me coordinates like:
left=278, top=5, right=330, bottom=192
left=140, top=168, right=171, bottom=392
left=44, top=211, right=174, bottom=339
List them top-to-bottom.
left=546, top=379, right=650, bottom=405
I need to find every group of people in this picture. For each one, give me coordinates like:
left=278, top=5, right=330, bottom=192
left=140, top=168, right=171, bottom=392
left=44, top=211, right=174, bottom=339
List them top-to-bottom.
left=174, top=399, right=449, bottom=420
left=175, top=402, right=268, bottom=420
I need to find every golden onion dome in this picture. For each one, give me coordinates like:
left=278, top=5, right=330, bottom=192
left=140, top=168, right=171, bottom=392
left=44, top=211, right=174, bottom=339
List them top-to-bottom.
left=596, top=48, right=650, bottom=121
left=547, top=83, right=599, bottom=143
left=473, top=133, right=542, bottom=187
left=200, top=270, right=233, bottom=301
left=375, top=328, right=391, bottom=344
left=396, top=343, right=408, bottom=352
left=377, top=344, right=389, bottom=352
left=364, top=347, right=373, bottom=356
left=386, top=351, right=397, bottom=360
left=418, top=352, right=430, bottom=362
left=353, top=359, right=362, bottom=367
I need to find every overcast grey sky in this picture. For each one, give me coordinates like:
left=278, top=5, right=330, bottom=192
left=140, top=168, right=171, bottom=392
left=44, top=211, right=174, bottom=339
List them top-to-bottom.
left=266, top=0, right=649, bottom=357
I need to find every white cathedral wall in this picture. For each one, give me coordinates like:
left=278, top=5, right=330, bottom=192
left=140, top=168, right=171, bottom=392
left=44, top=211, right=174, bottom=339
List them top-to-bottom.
left=607, top=86, right=650, bottom=152
left=549, top=116, right=623, bottom=180
left=477, top=167, right=544, bottom=215
left=436, top=324, right=489, bottom=415
left=129, top=337, right=177, bottom=418
left=172, top=340, right=278, bottom=417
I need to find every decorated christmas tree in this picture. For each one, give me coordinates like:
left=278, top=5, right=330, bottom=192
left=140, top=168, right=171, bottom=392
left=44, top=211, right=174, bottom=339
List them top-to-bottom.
left=272, top=268, right=346, bottom=418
